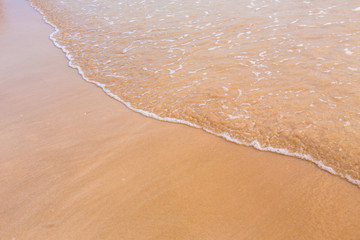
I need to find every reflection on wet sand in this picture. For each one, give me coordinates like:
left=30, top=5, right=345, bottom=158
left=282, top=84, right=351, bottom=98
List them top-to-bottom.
left=0, top=1, right=4, bottom=24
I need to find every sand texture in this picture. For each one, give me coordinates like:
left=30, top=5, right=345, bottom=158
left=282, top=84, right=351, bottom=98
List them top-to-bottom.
left=0, top=1, right=360, bottom=239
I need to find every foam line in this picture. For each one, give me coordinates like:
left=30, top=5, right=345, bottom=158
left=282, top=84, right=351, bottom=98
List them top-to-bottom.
left=27, top=0, right=360, bottom=188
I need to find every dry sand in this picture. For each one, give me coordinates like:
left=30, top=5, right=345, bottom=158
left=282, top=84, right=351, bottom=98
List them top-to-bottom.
left=1, top=0, right=360, bottom=239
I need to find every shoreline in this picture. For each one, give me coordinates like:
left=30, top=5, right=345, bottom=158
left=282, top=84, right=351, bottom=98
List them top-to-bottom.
left=1, top=0, right=360, bottom=239
left=28, top=0, right=360, bottom=188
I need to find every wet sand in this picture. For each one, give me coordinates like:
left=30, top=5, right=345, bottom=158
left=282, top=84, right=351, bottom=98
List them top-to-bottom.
left=1, top=0, right=360, bottom=239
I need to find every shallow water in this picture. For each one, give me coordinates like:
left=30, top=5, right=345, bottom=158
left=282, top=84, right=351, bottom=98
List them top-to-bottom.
left=29, top=0, right=360, bottom=185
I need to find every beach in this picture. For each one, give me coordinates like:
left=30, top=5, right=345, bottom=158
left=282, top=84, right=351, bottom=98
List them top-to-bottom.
left=1, top=0, right=360, bottom=239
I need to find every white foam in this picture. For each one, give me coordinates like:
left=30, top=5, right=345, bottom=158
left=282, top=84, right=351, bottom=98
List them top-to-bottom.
left=28, top=0, right=360, bottom=188
left=352, top=7, right=360, bottom=11
left=208, top=46, right=220, bottom=51
left=344, top=48, right=353, bottom=55
left=259, top=51, right=266, bottom=57
left=168, top=64, right=183, bottom=74
left=348, top=67, right=358, bottom=71
left=237, top=89, right=242, bottom=98
left=227, top=114, right=240, bottom=120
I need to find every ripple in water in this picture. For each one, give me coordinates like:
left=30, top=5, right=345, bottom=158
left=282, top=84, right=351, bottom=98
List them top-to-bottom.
left=29, top=0, right=360, bottom=186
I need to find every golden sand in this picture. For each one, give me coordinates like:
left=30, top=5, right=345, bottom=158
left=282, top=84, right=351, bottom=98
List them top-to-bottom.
left=0, top=0, right=360, bottom=239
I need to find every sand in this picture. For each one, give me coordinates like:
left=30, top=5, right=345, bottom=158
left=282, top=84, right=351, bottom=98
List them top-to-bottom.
left=0, top=0, right=360, bottom=239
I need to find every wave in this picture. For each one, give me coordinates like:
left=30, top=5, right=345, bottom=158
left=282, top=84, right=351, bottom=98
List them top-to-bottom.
left=28, top=0, right=360, bottom=187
